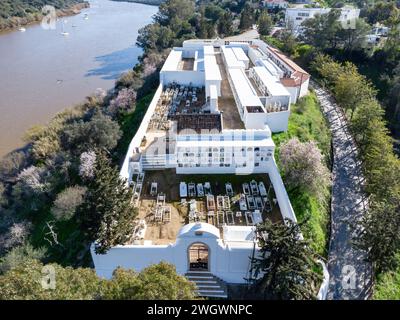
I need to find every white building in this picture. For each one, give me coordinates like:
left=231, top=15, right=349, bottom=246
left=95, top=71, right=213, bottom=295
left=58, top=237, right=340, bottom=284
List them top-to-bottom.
left=285, top=7, right=361, bottom=34
left=91, top=38, right=308, bottom=298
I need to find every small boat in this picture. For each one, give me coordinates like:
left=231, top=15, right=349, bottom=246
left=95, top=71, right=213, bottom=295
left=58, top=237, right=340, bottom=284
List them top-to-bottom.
left=84, top=14, right=89, bottom=20
left=60, top=22, right=69, bottom=36
left=18, top=27, right=26, bottom=32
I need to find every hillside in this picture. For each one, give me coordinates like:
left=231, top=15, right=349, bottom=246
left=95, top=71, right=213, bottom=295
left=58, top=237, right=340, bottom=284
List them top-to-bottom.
left=0, top=0, right=89, bottom=31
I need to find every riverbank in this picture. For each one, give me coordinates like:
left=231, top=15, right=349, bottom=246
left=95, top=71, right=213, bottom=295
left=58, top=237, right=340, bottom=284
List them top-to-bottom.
left=111, top=0, right=162, bottom=6
left=0, top=2, right=90, bottom=33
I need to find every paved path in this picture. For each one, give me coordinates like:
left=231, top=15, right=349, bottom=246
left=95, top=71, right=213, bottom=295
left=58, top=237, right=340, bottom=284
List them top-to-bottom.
left=224, top=28, right=259, bottom=41
left=312, top=81, right=373, bottom=300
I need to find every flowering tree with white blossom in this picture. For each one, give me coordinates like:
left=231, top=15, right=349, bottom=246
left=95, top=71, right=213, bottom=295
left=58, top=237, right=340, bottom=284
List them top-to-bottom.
left=279, top=138, right=330, bottom=199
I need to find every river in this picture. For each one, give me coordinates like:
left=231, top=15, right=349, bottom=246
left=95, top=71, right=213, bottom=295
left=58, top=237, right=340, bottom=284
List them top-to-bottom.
left=0, top=0, right=157, bottom=157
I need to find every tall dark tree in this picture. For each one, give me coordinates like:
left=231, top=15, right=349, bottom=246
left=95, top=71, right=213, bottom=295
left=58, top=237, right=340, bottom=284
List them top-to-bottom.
left=239, top=3, right=254, bottom=31
left=258, top=10, right=273, bottom=36
left=217, top=11, right=233, bottom=37
left=77, top=151, right=137, bottom=254
left=356, top=197, right=400, bottom=274
left=250, top=219, right=322, bottom=300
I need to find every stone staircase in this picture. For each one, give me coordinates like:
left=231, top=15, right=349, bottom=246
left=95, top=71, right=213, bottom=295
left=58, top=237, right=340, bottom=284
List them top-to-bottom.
left=185, top=271, right=228, bottom=299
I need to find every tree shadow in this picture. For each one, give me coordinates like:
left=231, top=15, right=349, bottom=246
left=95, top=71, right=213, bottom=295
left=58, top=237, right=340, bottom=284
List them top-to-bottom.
left=85, top=45, right=142, bottom=80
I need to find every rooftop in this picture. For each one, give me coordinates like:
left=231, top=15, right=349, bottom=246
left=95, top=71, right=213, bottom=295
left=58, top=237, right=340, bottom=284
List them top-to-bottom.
left=252, top=66, right=291, bottom=97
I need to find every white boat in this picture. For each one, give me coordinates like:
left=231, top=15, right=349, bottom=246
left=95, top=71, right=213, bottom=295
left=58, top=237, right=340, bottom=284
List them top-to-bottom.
left=84, top=14, right=89, bottom=20
left=60, top=20, right=69, bottom=36
left=18, top=27, right=26, bottom=32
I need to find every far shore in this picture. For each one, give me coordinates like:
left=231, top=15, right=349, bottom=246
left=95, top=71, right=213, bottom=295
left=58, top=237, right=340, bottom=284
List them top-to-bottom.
left=111, top=0, right=162, bottom=6
left=0, top=2, right=90, bottom=34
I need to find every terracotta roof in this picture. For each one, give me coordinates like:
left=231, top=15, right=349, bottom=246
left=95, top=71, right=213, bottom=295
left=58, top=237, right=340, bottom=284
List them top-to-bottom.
left=267, top=47, right=310, bottom=86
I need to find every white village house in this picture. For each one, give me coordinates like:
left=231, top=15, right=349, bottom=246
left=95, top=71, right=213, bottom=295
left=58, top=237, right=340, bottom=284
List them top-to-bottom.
left=285, top=6, right=360, bottom=35
left=91, top=38, right=311, bottom=298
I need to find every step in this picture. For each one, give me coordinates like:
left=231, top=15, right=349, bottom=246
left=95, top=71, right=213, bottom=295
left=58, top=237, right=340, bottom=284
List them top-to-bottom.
left=186, top=275, right=214, bottom=280
left=191, top=280, right=218, bottom=284
left=196, top=285, right=221, bottom=289
left=197, top=289, right=226, bottom=294
left=198, top=293, right=228, bottom=298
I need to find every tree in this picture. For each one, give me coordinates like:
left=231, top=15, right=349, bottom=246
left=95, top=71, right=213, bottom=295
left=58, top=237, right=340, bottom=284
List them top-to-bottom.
left=155, top=0, right=195, bottom=26
left=239, top=3, right=254, bottom=31
left=301, top=9, right=342, bottom=50
left=217, top=10, right=233, bottom=37
left=258, top=11, right=273, bottom=36
left=337, top=18, right=369, bottom=51
left=333, top=63, right=376, bottom=118
left=108, top=88, right=137, bottom=117
left=63, top=112, right=122, bottom=154
left=279, top=138, right=330, bottom=199
left=77, top=151, right=137, bottom=254
left=79, top=151, right=96, bottom=180
left=51, top=186, right=87, bottom=221
left=356, top=197, right=400, bottom=273
left=250, top=219, right=322, bottom=300
left=0, top=243, right=47, bottom=274
left=0, top=259, right=103, bottom=300
left=0, top=260, right=196, bottom=300
left=103, top=262, right=196, bottom=300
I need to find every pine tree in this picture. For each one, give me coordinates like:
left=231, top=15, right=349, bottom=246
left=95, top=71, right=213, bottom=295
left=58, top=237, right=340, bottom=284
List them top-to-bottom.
left=239, top=3, right=254, bottom=31
left=257, top=10, right=273, bottom=36
left=217, top=11, right=233, bottom=37
left=77, top=151, right=137, bottom=254
left=250, top=219, right=322, bottom=300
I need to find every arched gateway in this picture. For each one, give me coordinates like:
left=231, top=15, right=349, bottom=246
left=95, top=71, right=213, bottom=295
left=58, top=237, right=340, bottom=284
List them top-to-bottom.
left=188, top=242, right=209, bottom=271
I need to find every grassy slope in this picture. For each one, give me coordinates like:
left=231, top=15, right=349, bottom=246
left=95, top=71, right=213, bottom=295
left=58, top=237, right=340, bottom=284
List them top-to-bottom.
left=273, top=92, right=332, bottom=256
left=374, top=255, right=400, bottom=299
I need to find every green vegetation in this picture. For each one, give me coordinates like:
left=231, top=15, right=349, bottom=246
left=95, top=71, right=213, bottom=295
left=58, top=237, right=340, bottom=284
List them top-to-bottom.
left=0, top=0, right=89, bottom=31
left=312, top=54, right=400, bottom=297
left=273, top=93, right=331, bottom=256
left=250, top=219, right=323, bottom=300
left=374, top=255, right=400, bottom=300
left=0, top=259, right=196, bottom=300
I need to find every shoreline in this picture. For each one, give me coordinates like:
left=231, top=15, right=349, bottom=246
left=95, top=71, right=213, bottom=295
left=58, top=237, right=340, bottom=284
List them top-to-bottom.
left=111, top=0, right=162, bottom=6
left=0, top=2, right=90, bottom=34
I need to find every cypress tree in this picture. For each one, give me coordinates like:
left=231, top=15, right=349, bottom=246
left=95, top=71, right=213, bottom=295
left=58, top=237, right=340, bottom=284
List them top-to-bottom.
left=78, top=151, right=137, bottom=254
left=250, top=219, right=322, bottom=300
